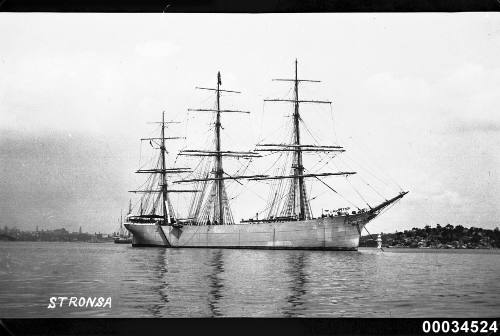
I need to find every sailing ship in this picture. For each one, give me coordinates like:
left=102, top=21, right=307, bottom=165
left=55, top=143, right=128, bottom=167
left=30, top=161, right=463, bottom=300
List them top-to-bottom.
left=126, top=60, right=408, bottom=250
left=123, top=112, right=194, bottom=246
left=114, top=204, right=133, bottom=244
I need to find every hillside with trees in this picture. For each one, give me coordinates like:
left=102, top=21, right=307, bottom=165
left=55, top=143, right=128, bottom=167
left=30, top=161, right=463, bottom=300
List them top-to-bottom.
left=360, top=224, right=500, bottom=249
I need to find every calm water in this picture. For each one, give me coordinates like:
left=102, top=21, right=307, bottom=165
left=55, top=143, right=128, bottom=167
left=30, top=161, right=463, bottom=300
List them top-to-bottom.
left=0, top=242, right=499, bottom=317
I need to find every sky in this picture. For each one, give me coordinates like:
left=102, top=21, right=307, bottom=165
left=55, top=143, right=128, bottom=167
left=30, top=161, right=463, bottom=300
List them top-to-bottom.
left=0, top=13, right=499, bottom=234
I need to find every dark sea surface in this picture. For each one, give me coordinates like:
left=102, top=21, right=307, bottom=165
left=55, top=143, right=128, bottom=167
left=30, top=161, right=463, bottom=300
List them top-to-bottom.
left=0, top=242, right=499, bottom=317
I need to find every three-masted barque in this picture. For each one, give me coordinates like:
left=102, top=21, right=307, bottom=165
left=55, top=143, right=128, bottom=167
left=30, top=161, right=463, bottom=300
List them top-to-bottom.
left=126, top=61, right=408, bottom=250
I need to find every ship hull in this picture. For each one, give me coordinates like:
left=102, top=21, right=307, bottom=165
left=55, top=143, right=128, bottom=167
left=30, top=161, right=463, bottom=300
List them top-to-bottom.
left=160, top=212, right=372, bottom=250
left=124, top=223, right=169, bottom=247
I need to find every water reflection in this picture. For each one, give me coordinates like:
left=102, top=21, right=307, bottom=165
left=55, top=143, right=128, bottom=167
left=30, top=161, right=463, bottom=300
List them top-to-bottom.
left=1, top=243, right=499, bottom=318
left=149, top=249, right=169, bottom=317
left=207, top=249, right=225, bottom=317
left=283, top=251, right=308, bottom=317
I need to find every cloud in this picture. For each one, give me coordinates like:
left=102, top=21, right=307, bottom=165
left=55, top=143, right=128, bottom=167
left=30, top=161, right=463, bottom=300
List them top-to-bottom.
left=2, top=13, right=500, bottom=234
left=134, top=40, right=180, bottom=59
left=360, top=63, right=500, bottom=137
left=437, top=64, right=500, bottom=134
left=362, top=72, right=431, bottom=106
left=455, top=120, right=500, bottom=133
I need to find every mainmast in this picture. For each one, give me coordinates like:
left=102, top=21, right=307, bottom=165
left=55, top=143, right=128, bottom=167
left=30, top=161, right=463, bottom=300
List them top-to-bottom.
left=292, top=59, right=307, bottom=220
left=175, top=72, right=265, bottom=225
left=215, top=72, right=224, bottom=225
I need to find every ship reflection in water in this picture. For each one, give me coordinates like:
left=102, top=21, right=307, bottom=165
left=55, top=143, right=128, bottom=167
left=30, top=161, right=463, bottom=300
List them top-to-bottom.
left=0, top=242, right=499, bottom=317
left=149, top=249, right=169, bottom=317
left=207, top=250, right=224, bottom=317
left=284, top=252, right=308, bottom=317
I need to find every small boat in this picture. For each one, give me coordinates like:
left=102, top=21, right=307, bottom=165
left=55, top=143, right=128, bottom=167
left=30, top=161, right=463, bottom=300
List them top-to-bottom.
left=114, top=206, right=133, bottom=244
left=114, top=237, right=132, bottom=244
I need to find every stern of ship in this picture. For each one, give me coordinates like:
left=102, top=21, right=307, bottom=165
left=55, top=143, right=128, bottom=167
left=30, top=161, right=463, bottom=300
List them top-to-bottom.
left=124, top=222, right=170, bottom=247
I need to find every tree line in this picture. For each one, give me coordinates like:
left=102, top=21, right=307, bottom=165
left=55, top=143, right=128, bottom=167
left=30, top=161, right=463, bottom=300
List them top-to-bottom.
left=360, top=224, right=500, bottom=249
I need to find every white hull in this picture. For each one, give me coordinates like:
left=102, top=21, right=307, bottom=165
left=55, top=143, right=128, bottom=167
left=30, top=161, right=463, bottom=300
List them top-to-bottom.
left=124, top=192, right=407, bottom=250
left=160, top=212, right=373, bottom=250
left=124, top=223, right=169, bottom=247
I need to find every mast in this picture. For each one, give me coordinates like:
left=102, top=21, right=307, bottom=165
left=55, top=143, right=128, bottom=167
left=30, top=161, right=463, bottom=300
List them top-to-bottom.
left=260, top=59, right=340, bottom=221
left=293, top=59, right=306, bottom=220
left=257, top=60, right=408, bottom=221
left=174, top=72, right=262, bottom=225
left=215, top=72, right=224, bottom=225
left=160, top=111, right=170, bottom=225
left=129, top=113, right=193, bottom=223
left=119, top=210, right=123, bottom=236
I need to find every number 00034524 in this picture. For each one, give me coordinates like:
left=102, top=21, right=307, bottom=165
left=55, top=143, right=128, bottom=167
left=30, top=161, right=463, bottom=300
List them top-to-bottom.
left=422, top=321, right=498, bottom=334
